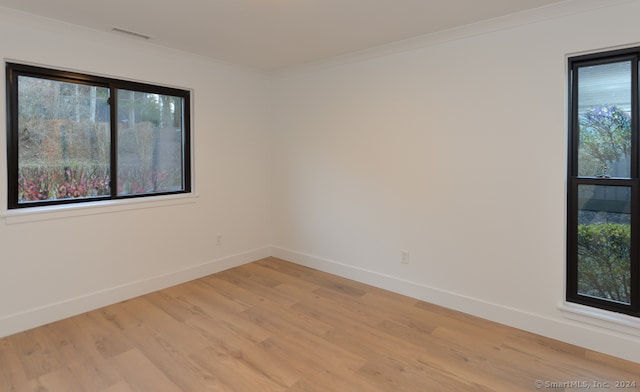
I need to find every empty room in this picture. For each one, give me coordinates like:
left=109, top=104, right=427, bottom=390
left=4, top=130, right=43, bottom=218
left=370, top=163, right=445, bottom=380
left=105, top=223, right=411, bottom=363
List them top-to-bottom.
left=1, top=0, right=640, bottom=390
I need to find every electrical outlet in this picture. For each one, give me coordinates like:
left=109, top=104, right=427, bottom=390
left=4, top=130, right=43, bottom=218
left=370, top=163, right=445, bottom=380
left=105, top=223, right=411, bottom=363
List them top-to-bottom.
left=216, top=234, right=223, bottom=246
left=401, top=250, right=409, bottom=264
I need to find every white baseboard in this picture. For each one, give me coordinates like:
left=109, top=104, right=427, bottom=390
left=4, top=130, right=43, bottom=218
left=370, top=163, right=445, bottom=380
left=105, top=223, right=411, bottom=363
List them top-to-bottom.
left=4, top=244, right=639, bottom=364
left=0, top=246, right=271, bottom=338
left=271, top=246, right=640, bottom=364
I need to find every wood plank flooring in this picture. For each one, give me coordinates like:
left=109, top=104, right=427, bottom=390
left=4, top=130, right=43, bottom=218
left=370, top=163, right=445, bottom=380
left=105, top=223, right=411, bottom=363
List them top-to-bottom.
left=1, top=257, right=639, bottom=391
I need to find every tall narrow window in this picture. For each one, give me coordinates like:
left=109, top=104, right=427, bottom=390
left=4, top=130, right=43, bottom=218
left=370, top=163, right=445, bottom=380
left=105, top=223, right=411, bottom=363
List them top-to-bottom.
left=568, top=49, right=639, bottom=316
left=6, top=63, right=191, bottom=209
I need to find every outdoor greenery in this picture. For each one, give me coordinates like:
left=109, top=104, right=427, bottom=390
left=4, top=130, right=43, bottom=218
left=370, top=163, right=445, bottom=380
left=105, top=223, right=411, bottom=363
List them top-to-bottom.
left=16, top=76, right=183, bottom=203
left=577, top=104, right=632, bottom=304
left=579, top=105, right=631, bottom=177
left=19, top=164, right=110, bottom=201
left=577, top=223, right=630, bottom=304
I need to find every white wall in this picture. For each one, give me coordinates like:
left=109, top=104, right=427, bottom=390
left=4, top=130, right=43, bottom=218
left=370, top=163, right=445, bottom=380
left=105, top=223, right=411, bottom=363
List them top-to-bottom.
left=271, top=1, right=640, bottom=363
left=0, top=8, right=272, bottom=336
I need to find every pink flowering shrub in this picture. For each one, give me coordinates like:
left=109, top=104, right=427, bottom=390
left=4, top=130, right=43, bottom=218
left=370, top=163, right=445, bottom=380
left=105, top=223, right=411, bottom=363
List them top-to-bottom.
left=18, top=164, right=180, bottom=202
left=18, top=165, right=110, bottom=202
left=118, top=166, right=180, bottom=195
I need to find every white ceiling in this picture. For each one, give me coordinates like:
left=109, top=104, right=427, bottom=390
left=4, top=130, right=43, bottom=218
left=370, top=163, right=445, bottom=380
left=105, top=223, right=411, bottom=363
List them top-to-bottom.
left=0, top=0, right=568, bottom=70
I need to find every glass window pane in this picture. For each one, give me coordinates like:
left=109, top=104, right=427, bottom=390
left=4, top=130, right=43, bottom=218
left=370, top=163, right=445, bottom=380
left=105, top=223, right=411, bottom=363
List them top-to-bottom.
left=577, top=61, right=632, bottom=178
left=17, top=76, right=111, bottom=203
left=117, top=90, right=185, bottom=196
left=577, top=185, right=631, bottom=304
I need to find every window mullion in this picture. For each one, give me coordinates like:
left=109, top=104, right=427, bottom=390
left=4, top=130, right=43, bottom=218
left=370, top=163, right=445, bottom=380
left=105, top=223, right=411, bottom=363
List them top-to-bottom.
left=632, top=57, right=639, bottom=179
left=633, top=58, right=640, bottom=313
left=109, top=87, right=118, bottom=198
left=631, top=180, right=640, bottom=314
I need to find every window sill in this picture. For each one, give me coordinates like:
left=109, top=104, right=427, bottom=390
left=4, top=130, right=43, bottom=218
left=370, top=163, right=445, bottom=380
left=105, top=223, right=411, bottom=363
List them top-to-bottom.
left=0, top=193, right=199, bottom=225
left=558, top=301, right=640, bottom=337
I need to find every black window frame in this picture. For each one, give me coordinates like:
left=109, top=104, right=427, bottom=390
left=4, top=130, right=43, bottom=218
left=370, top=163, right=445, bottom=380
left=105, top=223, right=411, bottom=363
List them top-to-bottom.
left=567, top=47, right=640, bottom=317
left=6, top=63, right=191, bottom=209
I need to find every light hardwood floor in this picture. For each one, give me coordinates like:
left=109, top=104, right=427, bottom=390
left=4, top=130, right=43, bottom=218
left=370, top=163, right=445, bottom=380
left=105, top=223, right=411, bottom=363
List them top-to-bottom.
left=1, top=257, right=639, bottom=391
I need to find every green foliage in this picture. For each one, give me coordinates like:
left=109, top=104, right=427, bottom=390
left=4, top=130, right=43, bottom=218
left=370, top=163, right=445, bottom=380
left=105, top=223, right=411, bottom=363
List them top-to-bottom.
left=579, top=105, right=631, bottom=177
left=577, top=223, right=630, bottom=303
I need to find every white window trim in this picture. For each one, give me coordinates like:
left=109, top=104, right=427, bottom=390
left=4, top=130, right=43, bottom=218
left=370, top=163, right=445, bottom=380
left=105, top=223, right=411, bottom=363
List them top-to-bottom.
left=0, top=192, right=199, bottom=225
left=558, top=301, right=640, bottom=337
